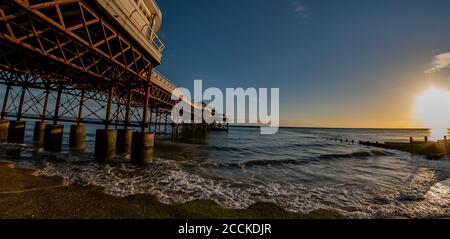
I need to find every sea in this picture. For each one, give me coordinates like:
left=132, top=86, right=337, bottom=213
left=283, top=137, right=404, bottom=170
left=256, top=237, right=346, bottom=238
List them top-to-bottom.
left=1, top=125, right=450, bottom=219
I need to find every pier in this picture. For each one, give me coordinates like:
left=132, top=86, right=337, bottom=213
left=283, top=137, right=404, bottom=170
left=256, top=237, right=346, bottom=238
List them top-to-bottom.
left=0, top=0, right=221, bottom=163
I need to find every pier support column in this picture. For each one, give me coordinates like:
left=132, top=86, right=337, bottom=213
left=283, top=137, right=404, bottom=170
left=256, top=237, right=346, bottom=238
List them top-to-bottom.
left=131, top=67, right=154, bottom=163
left=1, top=85, right=11, bottom=120
left=8, top=86, right=27, bottom=144
left=34, top=87, right=50, bottom=148
left=164, top=114, right=168, bottom=134
left=0, top=120, right=10, bottom=143
left=7, top=121, right=26, bottom=144
left=33, top=121, right=46, bottom=147
left=171, top=123, right=178, bottom=141
left=43, top=125, right=64, bottom=152
left=69, top=125, right=86, bottom=152
left=95, top=129, right=117, bottom=159
left=117, top=129, right=133, bottom=155
left=131, top=132, right=154, bottom=164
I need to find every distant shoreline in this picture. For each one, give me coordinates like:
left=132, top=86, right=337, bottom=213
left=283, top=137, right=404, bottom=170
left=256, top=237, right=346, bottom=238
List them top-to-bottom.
left=229, top=125, right=435, bottom=131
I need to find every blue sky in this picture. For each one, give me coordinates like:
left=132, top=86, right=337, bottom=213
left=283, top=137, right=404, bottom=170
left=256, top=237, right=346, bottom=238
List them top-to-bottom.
left=156, top=0, right=450, bottom=127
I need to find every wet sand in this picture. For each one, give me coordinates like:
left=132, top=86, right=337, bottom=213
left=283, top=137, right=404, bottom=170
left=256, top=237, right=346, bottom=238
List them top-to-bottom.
left=0, top=161, right=345, bottom=219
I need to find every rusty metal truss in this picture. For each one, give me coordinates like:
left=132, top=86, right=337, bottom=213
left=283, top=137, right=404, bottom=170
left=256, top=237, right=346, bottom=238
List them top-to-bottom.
left=0, top=0, right=180, bottom=134
left=0, top=0, right=158, bottom=85
left=0, top=77, right=175, bottom=130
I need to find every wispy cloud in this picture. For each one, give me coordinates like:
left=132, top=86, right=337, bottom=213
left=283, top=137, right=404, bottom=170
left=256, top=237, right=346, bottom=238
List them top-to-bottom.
left=292, top=1, right=309, bottom=18
left=425, top=52, right=450, bottom=74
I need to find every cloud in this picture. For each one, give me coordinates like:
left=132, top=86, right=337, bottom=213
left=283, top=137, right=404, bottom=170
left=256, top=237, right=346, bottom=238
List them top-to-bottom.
left=292, top=1, right=309, bottom=18
left=294, top=6, right=305, bottom=13
left=425, top=52, right=450, bottom=74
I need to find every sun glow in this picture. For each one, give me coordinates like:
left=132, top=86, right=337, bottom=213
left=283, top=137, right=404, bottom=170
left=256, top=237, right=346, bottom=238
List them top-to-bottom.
left=415, top=87, right=450, bottom=140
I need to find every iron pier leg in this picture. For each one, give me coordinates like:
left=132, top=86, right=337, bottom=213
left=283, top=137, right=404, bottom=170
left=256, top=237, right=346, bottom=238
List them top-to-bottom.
left=131, top=69, right=155, bottom=164
left=0, top=84, right=9, bottom=142
left=1, top=84, right=11, bottom=120
left=142, top=84, right=151, bottom=133
left=44, top=85, right=64, bottom=152
left=8, top=86, right=26, bottom=144
left=17, top=86, right=26, bottom=121
left=53, top=86, right=62, bottom=125
left=96, top=86, right=117, bottom=159
left=33, top=87, right=50, bottom=147
left=105, top=87, right=114, bottom=130
left=41, top=88, right=50, bottom=121
left=69, top=89, right=86, bottom=152
left=77, top=89, right=85, bottom=126
left=117, top=91, right=133, bottom=156
left=124, top=92, right=132, bottom=130
left=148, top=98, right=153, bottom=133
left=155, top=101, right=159, bottom=135
left=164, top=113, right=168, bottom=135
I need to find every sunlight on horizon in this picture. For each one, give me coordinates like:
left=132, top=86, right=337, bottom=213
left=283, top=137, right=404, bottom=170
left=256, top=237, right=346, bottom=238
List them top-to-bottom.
left=415, top=87, right=450, bottom=140
left=429, top=128, right=448, bottom=141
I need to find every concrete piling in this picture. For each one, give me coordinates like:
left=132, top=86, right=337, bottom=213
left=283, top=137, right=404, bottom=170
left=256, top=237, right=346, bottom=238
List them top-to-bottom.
left=0, top=117, right=210, bottom=161
left=0, top=120, right=9, bottom=143
left=7, top=121, right=26, bottom=144
left=33, top=121, right=46, bottom=147
left=43, top=125, right=64, bottom=152
left=69, top=125, right=86, bottom=152
left=95, top=129, right=117, bottom=159
left=116, top=129, right=133, bottom=155
left=131, top=132, right=154, bottom=164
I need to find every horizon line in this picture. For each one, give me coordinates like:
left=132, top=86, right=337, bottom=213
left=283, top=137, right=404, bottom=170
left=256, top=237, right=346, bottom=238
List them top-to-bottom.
left=228, top=125, right=441, bottom=130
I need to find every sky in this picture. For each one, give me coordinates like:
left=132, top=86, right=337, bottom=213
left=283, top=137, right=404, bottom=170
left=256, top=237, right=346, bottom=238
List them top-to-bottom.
left=155, top=0, right=450, bottom=128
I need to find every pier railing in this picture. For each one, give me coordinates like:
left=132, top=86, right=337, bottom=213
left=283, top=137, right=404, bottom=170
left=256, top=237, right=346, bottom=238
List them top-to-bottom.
left=152, top=70, right=176, bottom=94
